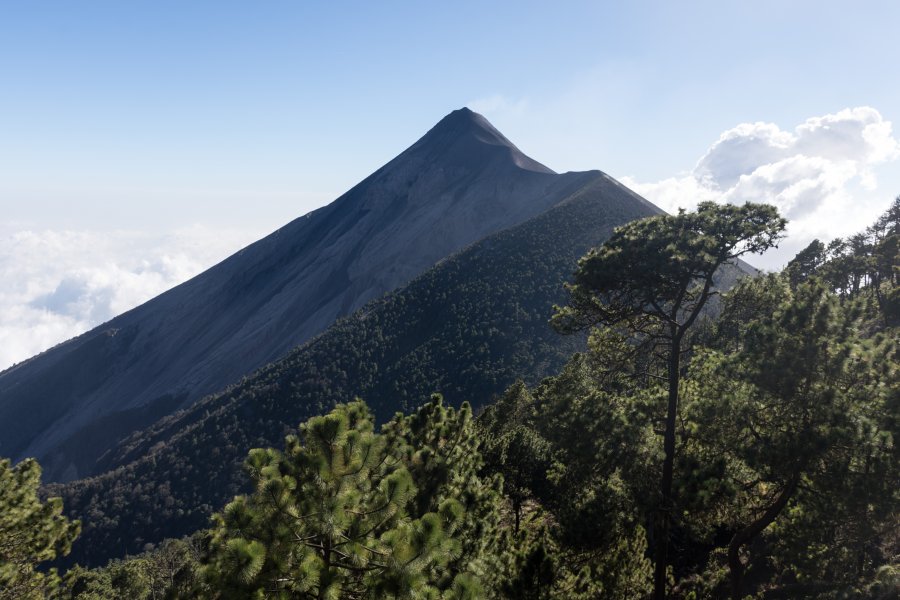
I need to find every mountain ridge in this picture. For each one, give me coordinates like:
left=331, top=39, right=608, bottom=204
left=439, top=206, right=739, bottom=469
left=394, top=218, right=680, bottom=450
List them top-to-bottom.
left=0, top=108, right=591, bottom=482
left=51, top=169, right=674, bottom=567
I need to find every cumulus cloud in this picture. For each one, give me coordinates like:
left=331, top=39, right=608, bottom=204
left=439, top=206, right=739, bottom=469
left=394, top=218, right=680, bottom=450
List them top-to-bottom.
left=622, top=107, right=900, bottom=268
left=0, top=226, right=262, bottom=371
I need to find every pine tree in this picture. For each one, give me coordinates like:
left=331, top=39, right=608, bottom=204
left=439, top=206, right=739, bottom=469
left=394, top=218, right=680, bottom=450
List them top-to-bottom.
left=552, top=201, right=785, bottom=599
left=786, top=239, right=826, bottom=288
left=683, top=280, right=899, bottom=598
left=479, top=333, right=660, bottom=598
left=478, top=382, right=553, bottom=535
left=381, top=394, right=504, bottom=594
left=200, top=400, right=482, bottom=599
left=0, top=457, right=80, bottom=600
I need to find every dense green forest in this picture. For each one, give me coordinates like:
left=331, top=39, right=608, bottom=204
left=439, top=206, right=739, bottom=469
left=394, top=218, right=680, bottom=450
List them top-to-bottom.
left=48, top=178, right=674, bottom=569
left=2, top=198, right=897, bottom=599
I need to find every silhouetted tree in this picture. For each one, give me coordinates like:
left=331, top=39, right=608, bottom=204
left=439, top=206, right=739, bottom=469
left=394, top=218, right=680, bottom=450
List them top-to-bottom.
left=552, top=201, right=785, bottom=599
left=684, top=280, right=898, bottom=598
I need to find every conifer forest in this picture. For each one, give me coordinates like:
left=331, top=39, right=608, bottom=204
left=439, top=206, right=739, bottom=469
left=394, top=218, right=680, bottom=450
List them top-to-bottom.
left=2, top=199, right=898, bottom=599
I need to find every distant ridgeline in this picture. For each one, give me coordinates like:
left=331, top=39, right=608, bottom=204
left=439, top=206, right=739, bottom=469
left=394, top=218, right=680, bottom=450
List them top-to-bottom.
left=1, top=107, right=594, bottom=484
left=15, top=107, right=758, bottom=569
left=49, top=172, right=708, bottom=568
left=33, top=197, right=900, bottom=599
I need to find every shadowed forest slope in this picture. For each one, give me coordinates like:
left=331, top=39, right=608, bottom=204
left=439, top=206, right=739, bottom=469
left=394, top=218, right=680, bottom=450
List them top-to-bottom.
left=1, top=108, right=595, bottom=483
left=50, top=172, right=676, bottom=567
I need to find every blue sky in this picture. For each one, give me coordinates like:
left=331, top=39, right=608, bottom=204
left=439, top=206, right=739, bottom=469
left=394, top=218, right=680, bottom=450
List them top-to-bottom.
left=2, top=1, right=899, bottom=367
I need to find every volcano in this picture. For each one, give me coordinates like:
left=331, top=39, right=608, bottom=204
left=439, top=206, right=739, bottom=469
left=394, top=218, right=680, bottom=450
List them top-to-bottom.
left=0, top=108, right=610, bottom=482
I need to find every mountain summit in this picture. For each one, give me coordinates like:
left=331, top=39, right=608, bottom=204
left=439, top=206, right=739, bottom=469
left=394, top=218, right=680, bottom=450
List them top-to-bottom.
left=405, top=107, right=554, bottom=174
left=0, top=108, right=597, bottom=482
left=55, top=144, right=668, bottom=569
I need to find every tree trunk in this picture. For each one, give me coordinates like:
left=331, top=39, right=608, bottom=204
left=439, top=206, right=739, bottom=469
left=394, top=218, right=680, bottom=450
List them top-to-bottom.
left=653, top=334, right=681, bottom=600
left=727, top=470, right=801, bottom=600
left=513, top=496, right=521, bottom=536
left=319, top=536, right=332, bottom=600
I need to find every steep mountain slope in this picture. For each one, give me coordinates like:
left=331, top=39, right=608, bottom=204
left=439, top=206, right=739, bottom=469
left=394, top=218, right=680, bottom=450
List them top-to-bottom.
left=0, top=108, right=596, bottom=482
left=51, top=171, right=675, bottom=568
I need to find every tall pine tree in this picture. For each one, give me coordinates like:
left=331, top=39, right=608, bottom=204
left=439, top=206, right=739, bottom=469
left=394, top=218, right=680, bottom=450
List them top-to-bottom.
left=552, top=201, right=785, bottom=599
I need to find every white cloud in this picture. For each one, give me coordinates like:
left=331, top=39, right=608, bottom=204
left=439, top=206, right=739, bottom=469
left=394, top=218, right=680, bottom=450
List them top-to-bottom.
left=466, top=94, right=529, bottom=118
left=622, top=107, right=900, bottom=269
left=619, top=174, right=721, bottom=215
left=0, top=225, right=262, bottom=371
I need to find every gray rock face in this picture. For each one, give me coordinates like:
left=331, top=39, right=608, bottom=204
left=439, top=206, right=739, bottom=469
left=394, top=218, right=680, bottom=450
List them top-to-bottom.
left=0, top=108, right=599, bottom=482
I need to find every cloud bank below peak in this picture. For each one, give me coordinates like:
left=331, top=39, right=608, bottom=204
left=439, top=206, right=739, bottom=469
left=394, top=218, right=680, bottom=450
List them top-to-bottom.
left=621, top=107, right=900, bottom=268
left=0, top=226, right=262, bottom=371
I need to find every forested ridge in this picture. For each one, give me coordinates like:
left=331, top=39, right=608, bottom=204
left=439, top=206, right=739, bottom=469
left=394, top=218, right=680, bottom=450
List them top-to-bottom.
left=0, top=106, right=594, bottom=485
left=45, top=175, right=667, bottom=569
left=2, top=198, right=896, bottom=599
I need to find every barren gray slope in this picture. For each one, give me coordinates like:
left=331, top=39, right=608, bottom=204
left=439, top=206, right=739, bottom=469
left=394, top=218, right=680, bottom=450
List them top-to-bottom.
left=0, top=107, right=594, bottom=482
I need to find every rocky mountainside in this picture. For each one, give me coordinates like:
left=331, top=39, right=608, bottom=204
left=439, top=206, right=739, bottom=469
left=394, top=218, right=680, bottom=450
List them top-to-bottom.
left=0, top=108, right=596, bottom=482
left=52, top=169, right=675, bottom=567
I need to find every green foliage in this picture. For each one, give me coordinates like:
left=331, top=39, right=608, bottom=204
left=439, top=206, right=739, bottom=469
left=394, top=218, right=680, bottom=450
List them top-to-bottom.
left=51, top=182, right=659, bottom=568
left=23, top=194, right=898, bottom=599
left=801, top=196, right=900, bottom=320
left=552, top=200, right=785, bottom=599
left=552, top=201, right=785, bottom=335
left=786, top=239, right=827, bottom=288
left=479, top=262, right=896, bottom=598
left=709, top=273, right=790, bottom=353
left=681, top=280, right=899, bottom=598
left=479, top=331, right=658, bottom=597
left=526, top=335, right=659, bottom=551
left=478, top=381, right=554, bottom=534
left=383, top=395, right=505, bottom=592
left=200, top=399, right=491, bottom=599
left=0, top=458, right=80, bottom=599
left=497, top=526, right=653, bottom=600
left=58, top=537, right=205, bottom=600
left=59, top=564, right=114, bottom=600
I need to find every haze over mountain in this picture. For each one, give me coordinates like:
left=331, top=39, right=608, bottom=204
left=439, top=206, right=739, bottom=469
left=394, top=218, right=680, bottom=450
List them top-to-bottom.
left=0, top=108, right=600, bottom=482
